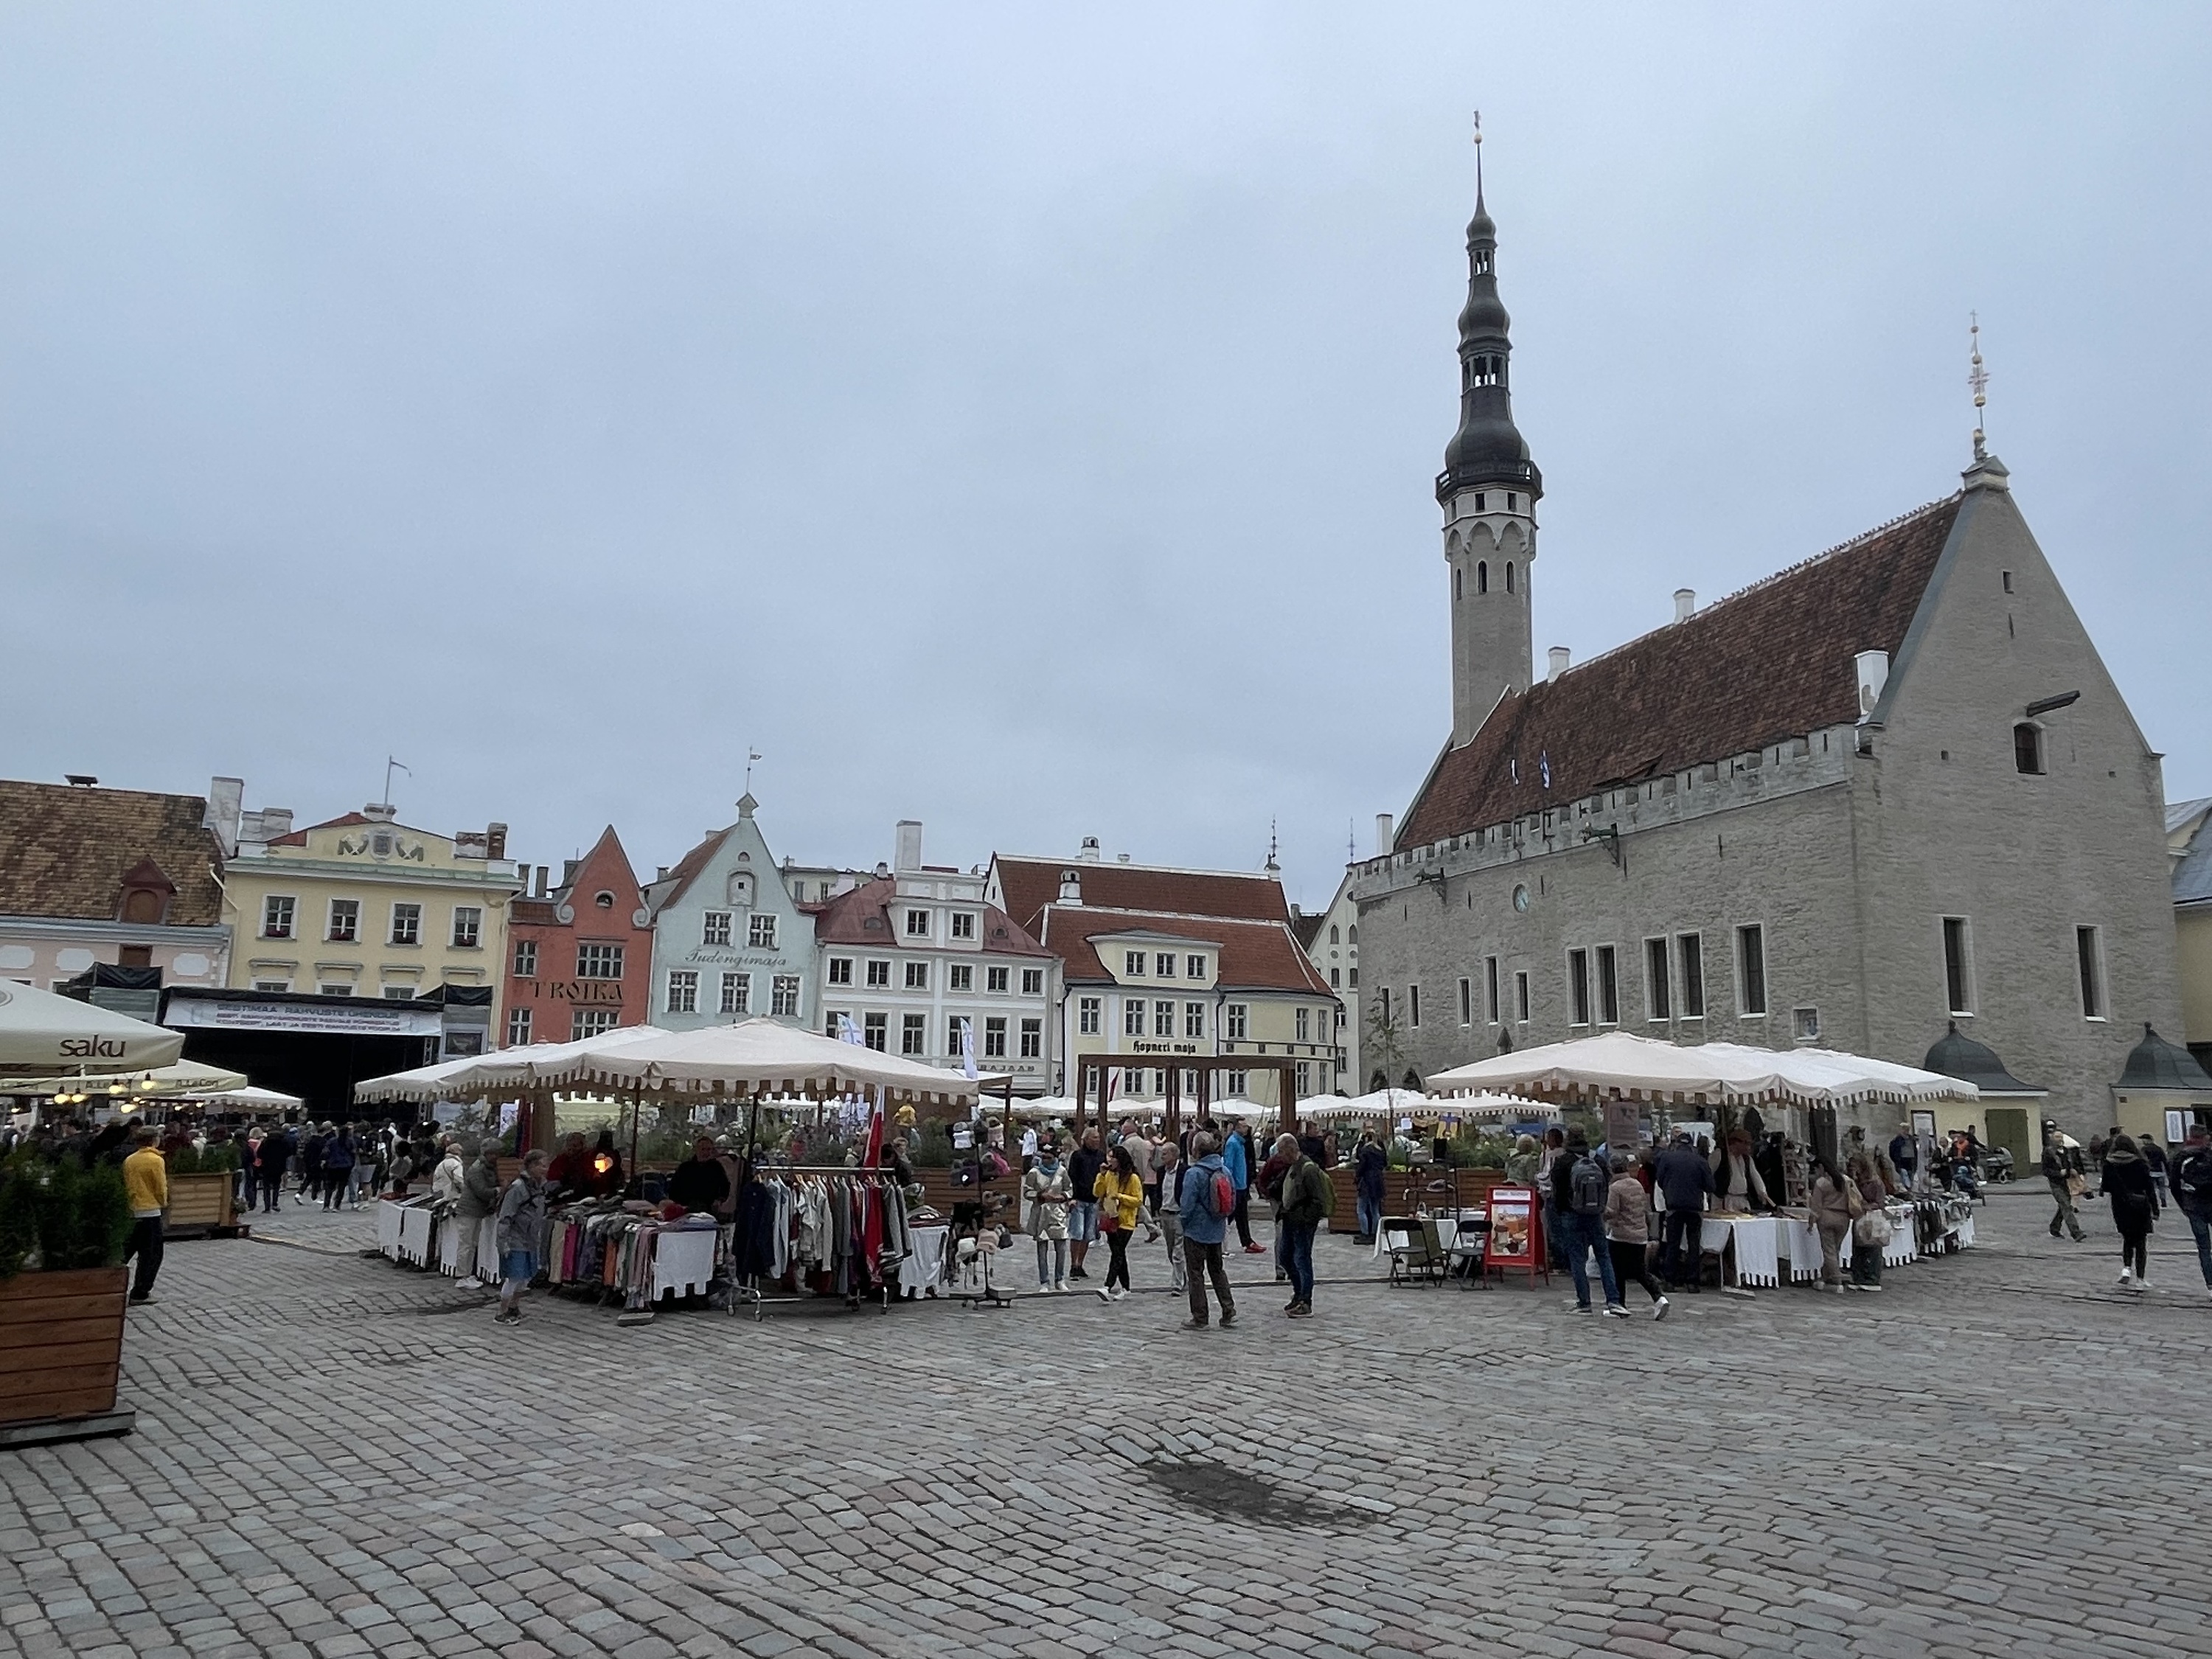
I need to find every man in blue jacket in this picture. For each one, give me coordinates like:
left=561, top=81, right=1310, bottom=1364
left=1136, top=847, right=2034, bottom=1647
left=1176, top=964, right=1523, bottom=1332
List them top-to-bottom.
left=1221, top=1124, right=1263, bottom=1253
left=1177, top=1133, right=1238, bottom=1329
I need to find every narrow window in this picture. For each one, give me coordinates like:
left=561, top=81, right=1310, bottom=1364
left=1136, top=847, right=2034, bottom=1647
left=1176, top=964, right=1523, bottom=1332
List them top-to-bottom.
left=1477, top=560, right=1489, bottom=594
left=1505, top=560, right=1515, bottom=594
left=1454, top=566, right=1462, bottom=601
left=2002, top=570, right=2014, bottom=594
left=2014, top=723, right=2044, bottom=775
left=1942, top=917, right=1972, bottom=1015
left=1736, top=925, right=1767, bottom=1017
left=2076, top=925, right=2104, bottom=1019
left=1677, top=933, right=1705, bottom=1018
left=1646, top=938, right=1672, bottom=1021
left=1596, top=945, right=1619, bottom=1025
left=1568, top=949, right=1590, bottom=1026
left=1484, top=956, right=1500, bottom=1023
left=1514, top=970, right=1530, bottom=1023
left=1458, top=977, right=1472, bottom=1026
left=1408, top=985, right=1421, bottom=1029
left=1078, top=996, right=1101, bottom=1036
left=1124, top=998, right=1145, bottom=1037
left=1153, top=999, right=1174, bottom=1037
left=1185, top=1001, right=1205, bottom=1038
left=1019, top=1018, right=1041, bottom=1059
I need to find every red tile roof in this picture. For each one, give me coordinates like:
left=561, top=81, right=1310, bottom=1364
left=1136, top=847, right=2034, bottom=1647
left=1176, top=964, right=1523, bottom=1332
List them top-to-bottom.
left=1399, top=495, right=1961, bottom=847
left=0, top=782, right=225, bottom=926
left=648, top=827, right=731, bottom=916
left=992, top=856, right=1291, bottom=938
left=811, top=877, right=1053, bottom=956
left=1038, top=905, right=1335, bottom=997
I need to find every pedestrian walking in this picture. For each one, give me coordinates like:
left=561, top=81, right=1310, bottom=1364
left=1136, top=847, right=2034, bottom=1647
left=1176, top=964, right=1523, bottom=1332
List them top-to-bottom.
left=2041, top=1119, right=2089, bottom=1241
left=2167, top=1123, right=2212, bottom=1298
left=255, top=1124, right=293, bottom=1214
left=299, top=1124, right=327, bottom=1208
left=1224, top=1124, right=1263, bottom=1254
left=1888, top=1124, right=1919, bottom=1192
left=240, top=1125, right=262, bottom=1211
left=122, top=1126, right=167, bottom=1306
left=1536, top=1126, right=1569, bottom=1270
left=321, top=1127, right=356, bottom=1210
left=1065, top=1128, right=1104, bottom=1281
left=1352, top=1128, right=1388, bottom=1245
left=1550, top=1129, right=1622, bottom=1315
left=1652, top=1131, right=1714, bottom=1293
left=1177, top=1132, right=1237, bottom=1329
left=1274, top=1133, right=1332, bottom=1318
left=2103, top=1133, right=2160, bottom=1292
left=456, top=1139, right=502, bottom=1287
left=1153, top=1139, right=1188, bottom=1293
left=1023, top=1141, right=1071, bottom=1292
left=1093, top=1144, right=1144, bottom=1303
left=494, top=1150, right=550, bottom=1325
left=1846, top=1154, right=1888, bottom=1293
left=1602, top=1155, right=1668, bottom=1319
left=1806, top=1155, right=1856, bottom=1293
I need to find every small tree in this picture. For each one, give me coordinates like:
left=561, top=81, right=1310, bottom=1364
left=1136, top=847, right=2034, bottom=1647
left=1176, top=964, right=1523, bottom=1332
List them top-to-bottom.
left=1366, top=992, right=1405, bottom=1096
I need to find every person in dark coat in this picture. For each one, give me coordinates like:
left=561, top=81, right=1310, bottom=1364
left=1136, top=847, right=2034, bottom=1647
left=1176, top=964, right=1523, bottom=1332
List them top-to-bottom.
left=256, top=1125, right=294, bottom=1213
left=1352, top=1129, right=1388, bottom=1245
left=1652, top=1132, right=1715, bottom=1291
left=2103, top=1133, right=2160, bottom=1293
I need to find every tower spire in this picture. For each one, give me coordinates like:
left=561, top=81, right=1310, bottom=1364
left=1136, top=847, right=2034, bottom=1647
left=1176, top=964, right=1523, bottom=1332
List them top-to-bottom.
left=1473, top=108, right=1484, bottom=212
left=1968, top=312, right=1990, bottom=460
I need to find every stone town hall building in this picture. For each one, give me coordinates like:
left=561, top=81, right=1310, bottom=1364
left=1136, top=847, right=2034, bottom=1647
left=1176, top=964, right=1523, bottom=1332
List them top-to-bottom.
left=1352, top=170, right=2184, bottom=1144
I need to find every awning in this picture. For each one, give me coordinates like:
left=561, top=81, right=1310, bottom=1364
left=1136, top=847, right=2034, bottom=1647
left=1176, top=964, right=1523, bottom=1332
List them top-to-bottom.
left=0, top=980, right=185, bottom=1077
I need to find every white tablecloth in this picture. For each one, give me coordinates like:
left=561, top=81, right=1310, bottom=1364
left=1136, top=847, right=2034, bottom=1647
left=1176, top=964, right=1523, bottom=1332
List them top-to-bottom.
left=376, top=1197, right=406, bottom=1260
left=397, top=1202, right=436, bottom=1267
left=1882, top=1206, right=1918, bottom=1267
left=1701, top=1214, right=1782, bottom=1286
left=1782, top=1217, right=1849, bottom=1281
left=900, top=1224, right=949, bottom=1298
left=650, top=1226, right=719, bottom=1301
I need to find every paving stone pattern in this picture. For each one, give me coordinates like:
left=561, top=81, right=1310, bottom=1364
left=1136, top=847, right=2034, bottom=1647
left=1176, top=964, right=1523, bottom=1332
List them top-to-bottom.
left=3, top=1188, right=2208, bottom=1658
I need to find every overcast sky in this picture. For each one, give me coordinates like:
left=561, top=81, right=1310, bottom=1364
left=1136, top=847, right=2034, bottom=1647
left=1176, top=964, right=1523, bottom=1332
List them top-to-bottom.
left=4, top=6, right=2206, bottom=911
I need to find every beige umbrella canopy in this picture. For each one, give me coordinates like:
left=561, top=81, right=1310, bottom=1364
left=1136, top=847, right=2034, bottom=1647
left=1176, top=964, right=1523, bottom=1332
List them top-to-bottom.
left=0, top=980, right=184, bottom=1077
left=4, top=1057, right=249, bottom=1100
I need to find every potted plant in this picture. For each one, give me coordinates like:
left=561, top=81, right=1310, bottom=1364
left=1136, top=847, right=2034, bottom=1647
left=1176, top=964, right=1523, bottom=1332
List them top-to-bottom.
left=163, top=1141, right=240, bottom=1236
left=0, top=1150, right=135, bottom=1439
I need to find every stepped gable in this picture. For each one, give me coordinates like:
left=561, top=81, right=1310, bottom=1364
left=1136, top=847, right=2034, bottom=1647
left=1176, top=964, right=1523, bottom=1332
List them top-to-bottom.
left=1398, top=495, right=1961, bottom=848
left=992, top=856, right=1290, bottom=937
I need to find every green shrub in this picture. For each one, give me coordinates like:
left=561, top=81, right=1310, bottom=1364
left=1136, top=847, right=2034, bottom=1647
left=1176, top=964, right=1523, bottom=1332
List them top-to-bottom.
left=0, top=1152, right=131, bottom=1281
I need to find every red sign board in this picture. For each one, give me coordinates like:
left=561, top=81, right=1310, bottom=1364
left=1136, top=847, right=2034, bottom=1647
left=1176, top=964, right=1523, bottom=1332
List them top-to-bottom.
left=1483, top=1184, right=1548, bottom=1285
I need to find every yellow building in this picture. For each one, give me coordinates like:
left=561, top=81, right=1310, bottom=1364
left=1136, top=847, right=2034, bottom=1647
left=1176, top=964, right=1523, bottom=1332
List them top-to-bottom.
left=218, top=801, right=521, bottom=1019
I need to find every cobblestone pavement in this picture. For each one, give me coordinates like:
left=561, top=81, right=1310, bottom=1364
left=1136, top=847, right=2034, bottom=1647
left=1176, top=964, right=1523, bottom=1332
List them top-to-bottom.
left=4, top=1186, right=2208, bottom=1659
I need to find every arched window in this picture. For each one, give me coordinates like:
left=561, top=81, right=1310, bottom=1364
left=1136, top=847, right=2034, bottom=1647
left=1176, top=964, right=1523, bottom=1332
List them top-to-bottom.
left=1476, top=560, right=1488, bottom=594
left=1506, top=561, right=1516, bottom=593
left=1453, top=567, right=1462, bottom=600
left=2014, top=723, right=2045, bottom=775
left=1329, top=925, right=1340, bottom=945
left=1347, top=925, right=1357, bottom=945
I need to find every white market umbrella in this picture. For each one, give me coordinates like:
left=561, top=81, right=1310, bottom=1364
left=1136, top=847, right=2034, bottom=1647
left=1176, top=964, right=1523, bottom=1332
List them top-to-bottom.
left=0, top=980, right=184, bottom=1077
left=535, top=1018, right=981, bottom=1105
left=353, top=1024, right=665, bottom=1105
left=1427, top=1031, right=1789, bottom=1105
left=1697, top=1043, right=1977, bottom=1107
left=3, top=1057, right=248, bottom=1099
left=181, top=1082, right=305, bottom=1112
left=1304, top=1086, right=1434, bottom=1121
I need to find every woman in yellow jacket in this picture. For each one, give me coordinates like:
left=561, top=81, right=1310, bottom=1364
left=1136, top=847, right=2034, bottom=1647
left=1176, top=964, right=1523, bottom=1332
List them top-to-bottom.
left=1093, top=1144, right=1145, bottom=1303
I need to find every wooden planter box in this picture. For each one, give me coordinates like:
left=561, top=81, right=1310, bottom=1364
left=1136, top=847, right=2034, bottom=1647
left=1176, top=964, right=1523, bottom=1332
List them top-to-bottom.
left=164, top=1171, right=237, bottom=1235
left=0, top=1267, right=131, bottom=1442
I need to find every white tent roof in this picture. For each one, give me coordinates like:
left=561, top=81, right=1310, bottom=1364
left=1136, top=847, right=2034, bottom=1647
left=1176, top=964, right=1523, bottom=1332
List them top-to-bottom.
left=0, top=981, right=185, bottom=1077
left=560, top=1020, right=981, bottom=1105
left=354, top=1025, right=666, bottom=1105
left=1428, top=1031, right=1978, bottom=1108
left=3, top=1057, right=247, bottom=1098
left=187, top=1082, right=306, bottom=1111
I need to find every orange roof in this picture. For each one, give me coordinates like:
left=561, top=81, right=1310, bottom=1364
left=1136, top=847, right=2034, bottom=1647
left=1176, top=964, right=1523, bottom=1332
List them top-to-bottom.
left=993, top=856, right=1290, bottom=937
left=811, top=877, right=1053, bottom=958
left=1039, top=905, right=1333, bottom=997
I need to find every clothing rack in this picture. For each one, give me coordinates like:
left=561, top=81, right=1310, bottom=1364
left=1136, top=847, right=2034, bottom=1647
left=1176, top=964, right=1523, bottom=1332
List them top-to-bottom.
left=731, top=1164, right=916, bottom=1321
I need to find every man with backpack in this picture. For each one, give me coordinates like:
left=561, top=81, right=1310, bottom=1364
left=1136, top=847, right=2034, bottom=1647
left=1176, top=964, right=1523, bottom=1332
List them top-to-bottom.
left=2169, top=1122, right=2212, bottom=1298
left=1549, top=1129, right=1622, bottom=1315
left=1652, top=1130, right=1715, bottom=1295
left=1176, top=1131, right=1238, bottom=1329
left=1273, top=1133, right=1332, bottom=1318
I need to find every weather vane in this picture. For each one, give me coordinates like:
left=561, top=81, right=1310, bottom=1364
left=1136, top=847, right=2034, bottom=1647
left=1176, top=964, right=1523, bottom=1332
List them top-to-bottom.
left=1472, top=108, right=1484, bottom=198
left=1968, top=312, right=1990, bottom=459
left=745, top=748, right=762, bottom=791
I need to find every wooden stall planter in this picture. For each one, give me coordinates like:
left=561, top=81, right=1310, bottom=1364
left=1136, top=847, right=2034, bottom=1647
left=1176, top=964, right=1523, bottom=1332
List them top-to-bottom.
left=163, top=1171, right=242, bottom=1238
left=0, top=1267, right=136, bottom=1447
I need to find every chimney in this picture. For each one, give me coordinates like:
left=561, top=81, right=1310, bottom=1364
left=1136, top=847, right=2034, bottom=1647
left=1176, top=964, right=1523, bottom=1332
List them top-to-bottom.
left=1673, top=588, right=1696, bottom=623
left=1547, top=646, right=1571, bottom=683
left=1854, top=650, right=1891, bottom=720
left=204, top=777, right=244, bottom=858
left=363, top=802, right=397, bottom=823
left=256, top=807, right=294, bottom=844
left=1374, top=813, right=1394, bottom=855
left=894, top=820, right=923, bottom=873
left=486, top=822, right=507, bottom=860
left=1078, top=835, right=1102, bottom=862
left=1116, top=852, right=1132, bottom=863
left=562, top=859, right=580, bottom=888
left=535, top=865, right=550, bottom=897
left=655, top=866, right=669, bottom=882
left=1058, top=869, right=1082, bottom=905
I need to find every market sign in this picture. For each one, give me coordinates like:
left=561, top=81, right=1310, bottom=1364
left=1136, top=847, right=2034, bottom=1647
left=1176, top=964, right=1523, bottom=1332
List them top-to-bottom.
left=164, top=997, right=443, bottom=1037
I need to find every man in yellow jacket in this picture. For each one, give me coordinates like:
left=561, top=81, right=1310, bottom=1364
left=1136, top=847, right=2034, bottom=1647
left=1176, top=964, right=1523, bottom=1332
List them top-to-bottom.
left=122, top=1125, right=168, bottom=1305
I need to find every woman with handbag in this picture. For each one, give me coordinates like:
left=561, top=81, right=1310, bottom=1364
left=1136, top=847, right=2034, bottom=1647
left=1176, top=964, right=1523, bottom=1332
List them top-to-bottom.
left=1023, top=1144, right=1072, bottom=1293
left=1093, top=1144, right=1144, bottom=1304
left=1846, top=1154, right=1890, bottom=1293
left=1806, top=1156, right=1857, bottom=1294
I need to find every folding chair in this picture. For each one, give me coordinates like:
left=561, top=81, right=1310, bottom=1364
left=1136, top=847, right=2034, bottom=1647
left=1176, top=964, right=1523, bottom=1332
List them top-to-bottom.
left=1382, top=1217, right=1444, bottom=1286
